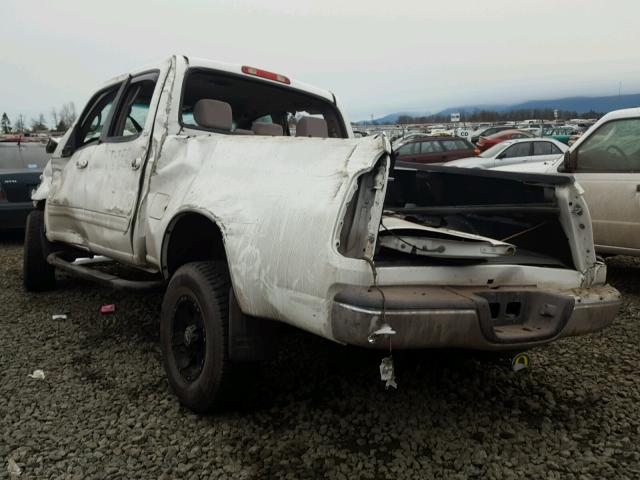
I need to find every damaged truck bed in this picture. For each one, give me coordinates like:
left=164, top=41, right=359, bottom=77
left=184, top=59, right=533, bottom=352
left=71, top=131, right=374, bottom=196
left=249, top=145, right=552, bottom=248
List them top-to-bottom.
left=26, top=55, right=620, bottom=412
left=332, top=162, right=619, bottom=350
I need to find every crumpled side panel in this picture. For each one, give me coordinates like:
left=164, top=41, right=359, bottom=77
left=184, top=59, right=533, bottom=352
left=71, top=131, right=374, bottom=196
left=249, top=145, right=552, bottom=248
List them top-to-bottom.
left=146, top=133, right=389, bottom=337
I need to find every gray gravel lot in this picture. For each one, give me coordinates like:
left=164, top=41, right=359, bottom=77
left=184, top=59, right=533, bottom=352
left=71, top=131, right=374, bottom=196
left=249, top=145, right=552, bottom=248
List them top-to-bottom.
left=1, top=232, right=639, bottom=479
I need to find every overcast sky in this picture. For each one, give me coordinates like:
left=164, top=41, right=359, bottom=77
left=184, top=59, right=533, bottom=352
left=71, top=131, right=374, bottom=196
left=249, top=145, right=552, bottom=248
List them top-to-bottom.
left=2, top=0, right=640, bottom=124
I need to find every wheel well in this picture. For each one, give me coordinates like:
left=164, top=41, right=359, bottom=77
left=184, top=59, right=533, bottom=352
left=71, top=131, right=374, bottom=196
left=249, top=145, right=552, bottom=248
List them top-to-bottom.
left=163, top=213, right=227, bottom=277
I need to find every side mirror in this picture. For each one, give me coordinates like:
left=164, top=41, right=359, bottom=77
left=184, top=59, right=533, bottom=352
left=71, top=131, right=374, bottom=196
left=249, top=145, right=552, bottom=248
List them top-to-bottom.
left=45, top=137, right=58, bottom=154
left=562, top=150, right=577, bottom=172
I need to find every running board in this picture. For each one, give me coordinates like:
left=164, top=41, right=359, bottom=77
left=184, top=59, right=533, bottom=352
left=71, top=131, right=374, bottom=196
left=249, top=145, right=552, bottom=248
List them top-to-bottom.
left=47, top=253, right=165, bottom=291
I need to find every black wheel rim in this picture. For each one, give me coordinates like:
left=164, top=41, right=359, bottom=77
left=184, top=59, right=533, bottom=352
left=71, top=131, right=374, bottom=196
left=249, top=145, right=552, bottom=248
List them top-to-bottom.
left=171, top=295, right=206, bottom=382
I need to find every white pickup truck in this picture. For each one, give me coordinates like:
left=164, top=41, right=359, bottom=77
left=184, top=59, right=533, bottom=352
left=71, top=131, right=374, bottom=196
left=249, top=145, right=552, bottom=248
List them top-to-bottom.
left=25, top=55, right=620, bottom=412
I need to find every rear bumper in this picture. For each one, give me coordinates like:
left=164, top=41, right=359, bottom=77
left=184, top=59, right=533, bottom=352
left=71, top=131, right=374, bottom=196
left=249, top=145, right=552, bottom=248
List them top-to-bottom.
left=0, top=202, right=32, bottom=230
left=330, top=284, right=620, bottom=351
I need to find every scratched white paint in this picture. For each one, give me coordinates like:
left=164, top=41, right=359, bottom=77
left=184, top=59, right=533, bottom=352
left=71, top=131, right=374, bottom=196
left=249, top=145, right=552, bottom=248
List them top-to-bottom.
left=34, top=55, right=610, bottom=343
left=147, top=133, right=389, bottom=337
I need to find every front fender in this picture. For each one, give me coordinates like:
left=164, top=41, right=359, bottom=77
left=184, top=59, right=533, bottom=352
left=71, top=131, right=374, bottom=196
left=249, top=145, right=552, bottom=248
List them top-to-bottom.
left=32, top=160, right=52, bottom=202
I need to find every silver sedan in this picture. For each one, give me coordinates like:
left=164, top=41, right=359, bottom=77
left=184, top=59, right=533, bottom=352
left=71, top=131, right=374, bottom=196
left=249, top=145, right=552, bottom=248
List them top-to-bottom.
left=445, top=138, right=568, bottom=169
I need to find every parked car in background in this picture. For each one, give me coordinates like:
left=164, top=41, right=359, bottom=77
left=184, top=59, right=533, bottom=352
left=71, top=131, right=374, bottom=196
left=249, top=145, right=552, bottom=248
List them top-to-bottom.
left=490, top=107, right=640, bottom=257
left=470, top=125, right=513, bottom=143
left=543, top=126, right=576, bottom=145
left=520, top=127, right=542, bottom=136
left=428, top=128, right=453, bottom=136
left=477, top=129, right=535, bottom=152
left=391, top=132, right=428, bottom=148
left=568, top=132, right=583, bottom=146
left=394, top=136, right=475, bottom=164
left=446, top=138, right=567, bottom=169
left=0, top=140, right=49, bottom=230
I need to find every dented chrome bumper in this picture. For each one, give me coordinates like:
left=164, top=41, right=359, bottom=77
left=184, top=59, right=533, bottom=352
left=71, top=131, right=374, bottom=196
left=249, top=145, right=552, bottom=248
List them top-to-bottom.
left=330, top=284, right=620, bottom=351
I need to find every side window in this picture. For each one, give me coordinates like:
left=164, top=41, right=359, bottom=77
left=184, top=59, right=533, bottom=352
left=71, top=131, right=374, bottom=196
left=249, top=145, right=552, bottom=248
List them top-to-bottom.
left=109, top=72, right=159, bottom=139
left=76, top=87, right=119, bottom=147
left=577, top=118, right=640, bottom=172
left=440, top=140, right=458, bottom=151
left=420, top=141, right=443, bottom=153
left=502, top=142, right=531, bottom=158
left=533, top=142, right=553, bottom=155
left=396, top=143, right=416, bottom=155
left=0, top=144, right=22, bottom=169
left=550, top=144, right=562, bottom=155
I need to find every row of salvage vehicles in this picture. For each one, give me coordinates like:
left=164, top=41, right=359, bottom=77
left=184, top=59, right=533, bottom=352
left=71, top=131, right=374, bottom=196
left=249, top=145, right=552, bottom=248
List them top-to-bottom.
left=25, top=55, right=622, bottom=412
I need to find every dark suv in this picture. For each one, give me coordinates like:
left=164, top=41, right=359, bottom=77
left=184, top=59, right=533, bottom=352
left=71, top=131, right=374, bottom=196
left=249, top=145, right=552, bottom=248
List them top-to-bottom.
left=394, top=136, right=476, bottom=164
left=0, top=140, right=49, bottom=229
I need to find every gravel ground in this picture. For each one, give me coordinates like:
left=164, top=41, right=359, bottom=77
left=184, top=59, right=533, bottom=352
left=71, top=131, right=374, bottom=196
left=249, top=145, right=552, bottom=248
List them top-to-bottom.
left=1, top=232, right=639, bottom=479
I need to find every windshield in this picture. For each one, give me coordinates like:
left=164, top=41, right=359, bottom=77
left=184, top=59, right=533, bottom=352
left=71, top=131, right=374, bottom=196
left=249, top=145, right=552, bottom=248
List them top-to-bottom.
left=479, top=143, right=508, bottom=158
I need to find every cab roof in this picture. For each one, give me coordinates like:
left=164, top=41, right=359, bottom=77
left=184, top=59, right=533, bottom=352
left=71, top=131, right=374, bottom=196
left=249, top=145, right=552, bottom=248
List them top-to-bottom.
left=101, top=55, right=336, bottom=104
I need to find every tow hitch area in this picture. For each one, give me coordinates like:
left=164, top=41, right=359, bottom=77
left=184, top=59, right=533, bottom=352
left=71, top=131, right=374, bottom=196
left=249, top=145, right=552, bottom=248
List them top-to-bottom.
left=473, top=290, right=574, bottom=344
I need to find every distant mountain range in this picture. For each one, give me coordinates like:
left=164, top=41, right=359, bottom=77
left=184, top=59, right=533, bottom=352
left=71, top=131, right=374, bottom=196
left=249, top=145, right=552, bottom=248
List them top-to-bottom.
left=357, top=93, right=640, bottom=124
left=363, top=111, right=431, bottom=124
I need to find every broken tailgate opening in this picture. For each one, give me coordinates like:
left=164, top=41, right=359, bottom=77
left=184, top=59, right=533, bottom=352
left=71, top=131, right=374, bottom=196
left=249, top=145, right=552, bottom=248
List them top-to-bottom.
left=332, top=159, right=619, bottom=351
left=375, top=163, right=579, bottom=270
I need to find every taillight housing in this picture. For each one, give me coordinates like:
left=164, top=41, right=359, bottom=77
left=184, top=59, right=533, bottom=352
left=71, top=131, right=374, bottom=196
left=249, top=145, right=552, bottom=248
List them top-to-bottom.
left=337, top=156, right=389, bottom=260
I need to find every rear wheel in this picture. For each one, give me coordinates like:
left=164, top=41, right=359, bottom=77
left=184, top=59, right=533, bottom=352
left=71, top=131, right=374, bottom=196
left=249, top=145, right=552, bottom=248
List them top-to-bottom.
left=23, top=210, right=56, bottom=291
left=160, top=261, right=240, bottom=412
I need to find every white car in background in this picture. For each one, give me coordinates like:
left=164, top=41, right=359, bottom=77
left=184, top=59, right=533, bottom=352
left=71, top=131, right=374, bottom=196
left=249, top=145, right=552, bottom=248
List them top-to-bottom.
left=491, top=107, right=640, bottom=257
left=445, top=138, right=568, bottom=169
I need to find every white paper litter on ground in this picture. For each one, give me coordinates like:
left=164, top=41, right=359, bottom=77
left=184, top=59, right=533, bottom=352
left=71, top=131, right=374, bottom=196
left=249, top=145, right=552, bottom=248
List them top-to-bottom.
left=379, top=356, right=397, bottom=390
left=28, top=370, right=45, bottom=380
left=7, top=458, right=22, bottom=476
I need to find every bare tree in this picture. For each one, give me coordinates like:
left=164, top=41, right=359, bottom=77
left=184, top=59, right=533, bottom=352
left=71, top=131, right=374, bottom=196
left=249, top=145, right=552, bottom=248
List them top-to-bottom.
left=55, top=102, right=77, bottom=131
left=60, top=102, right=77, bottom=128
left=50, top=107, right=59, bottom=131
left=14, top=114, right=25, bottom=133
left=30, top=114, right=48, bottom=132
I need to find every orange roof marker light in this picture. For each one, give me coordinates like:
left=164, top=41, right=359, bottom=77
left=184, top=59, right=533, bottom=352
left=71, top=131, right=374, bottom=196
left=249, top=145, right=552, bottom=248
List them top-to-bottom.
left=241, top=66, right=291, bottom=85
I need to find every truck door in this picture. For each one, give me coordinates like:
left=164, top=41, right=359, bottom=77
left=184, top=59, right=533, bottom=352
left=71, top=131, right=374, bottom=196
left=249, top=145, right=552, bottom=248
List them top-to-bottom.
left=79, top=70, right=162, bottom=261
left=47, top=84, right=122, bottom=245
left=572, top=117, right=640, bottom=254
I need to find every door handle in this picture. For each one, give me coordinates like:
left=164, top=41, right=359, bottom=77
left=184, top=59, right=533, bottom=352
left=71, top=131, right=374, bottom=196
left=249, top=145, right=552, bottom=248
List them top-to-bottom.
left=131, top=157, right=142, bottom=170
left=75, top=158, right=88, bottom=169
